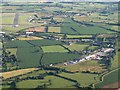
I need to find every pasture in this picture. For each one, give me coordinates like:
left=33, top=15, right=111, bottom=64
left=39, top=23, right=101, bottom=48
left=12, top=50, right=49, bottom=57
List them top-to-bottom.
left=41, top=45, right=68, bottom=53
left=17, top=47, right=43, bottom=68
left=41, top=52, right=80, bottom=65
left=56, top=60, right=105, bottom=73
left=59, top=72, right=99, bottom=87
left=16, top=75, right=75, bottom=88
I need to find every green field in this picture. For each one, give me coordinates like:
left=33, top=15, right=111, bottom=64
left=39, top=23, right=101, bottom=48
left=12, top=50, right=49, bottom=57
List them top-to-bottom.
left=67, top=35, right=93, bottom=38
left=5, top=40, right=33, bottom=48
left=64, top=43, right=89, bottom=52
left=42, top=45, right=68, bottom=53
left=17, top=47, right=42, bottom=68
left=41, top=52, right=80, bottom=65
left=95, top=68, right=120, bottom=88
left=59, top=72, right=99, bottom=87
left=16, top=75, right=75, bottom=88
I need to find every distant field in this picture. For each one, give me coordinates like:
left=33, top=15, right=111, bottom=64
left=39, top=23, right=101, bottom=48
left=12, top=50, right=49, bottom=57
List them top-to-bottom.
left=61, top=18, right=114, bottom=34
left=48, top=27, right=61, bottom=33
left=64, top=43, right=89, bottom=52
left=41, top=45, right=68, bottom=53
left=41, top=52, right=80, bottom=65
left=1, top=68, right=38, bottom=79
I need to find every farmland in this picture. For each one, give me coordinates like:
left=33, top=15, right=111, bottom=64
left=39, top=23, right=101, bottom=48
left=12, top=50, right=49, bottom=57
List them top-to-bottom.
left=1, top=1, right=119, bottom=89
left=48, top=27, right=61, bottom=33
left=64, top=43, right=89, bottom=52
left=41, top=45, right=68, bottom=53
left=41, top=53, right=80, bottom=65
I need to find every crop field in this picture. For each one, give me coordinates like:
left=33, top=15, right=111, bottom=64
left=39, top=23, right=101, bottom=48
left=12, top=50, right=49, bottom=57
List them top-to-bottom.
left=48, top=27, right=61, bottom=33
left=16, top=36, right=43, bottom=40
left=64, top=43, right=89, bottom=52
left=41, top=45, right=68, bottom=53
left=17, top=47, right=42, bottom=68
left=41, top=52, right=80, bottom=65
left=1, top=68, right=38, bottom=79
left=95, top=68, right=120, bottom=88
left=59, top=72, right=99, bottom=87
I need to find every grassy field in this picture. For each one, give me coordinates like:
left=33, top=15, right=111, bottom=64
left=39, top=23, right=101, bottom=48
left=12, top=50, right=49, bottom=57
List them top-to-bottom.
left=48, top=27, right=61, bottom=33
left=64, top=43, right=89, bottom=52
left=41, top=45, right=68, bottom=53
left=17, top=47, right=42, bottom=68
left=41, top=52, right=80, bottom=65
left=56, top=60, right=105, bottom=73
left=1, top=68, right=38, bottom=79
left=95, top=68, right=120, bottom=88
left=59, top=72, right=99, bottom=87
left=16, top=75, right=75, bottom=88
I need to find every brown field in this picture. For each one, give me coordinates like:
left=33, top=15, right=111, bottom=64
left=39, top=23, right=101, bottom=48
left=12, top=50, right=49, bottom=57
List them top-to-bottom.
left=27, top=27, right=45, bottom=32
left=16, top=36, right=43, bottom=40
left=1, top=68, right=38, bottom=79
left=102, top=81, right=120, bottom=88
